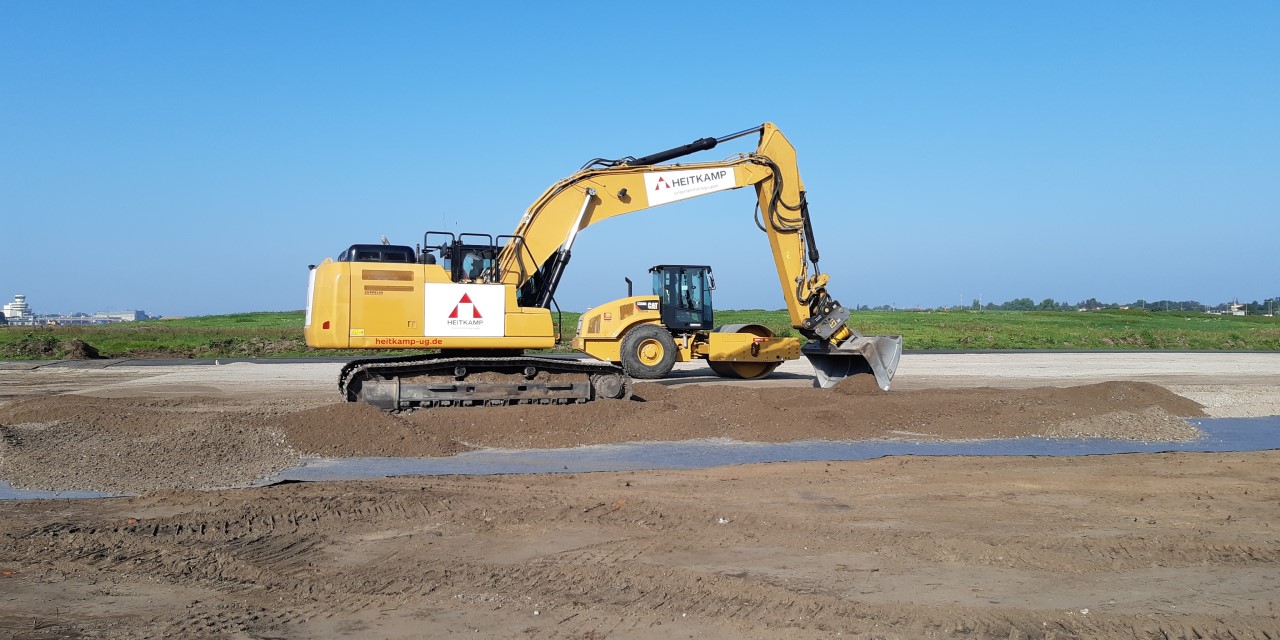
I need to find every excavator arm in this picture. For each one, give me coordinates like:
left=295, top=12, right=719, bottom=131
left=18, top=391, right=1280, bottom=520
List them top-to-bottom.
left=496, top=123, right=902, bottom=389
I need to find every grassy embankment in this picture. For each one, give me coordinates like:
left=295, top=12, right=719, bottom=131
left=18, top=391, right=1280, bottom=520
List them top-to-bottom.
left=1, top=309, right=1277, bottom=360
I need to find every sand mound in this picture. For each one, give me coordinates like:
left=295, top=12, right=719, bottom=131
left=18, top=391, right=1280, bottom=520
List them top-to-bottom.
left=0, top=334, right=103, bottom=359
left=63, top=339, right=102, bottom=359
left=832, top=373, right=884, bottom=396
left=0, top=380, right=1205, bottom=493
left=393, top=380, right=1203, bottom=451
left=0, top=395, right=299, bottom=493
left=271, top=403, right=469, bottom=457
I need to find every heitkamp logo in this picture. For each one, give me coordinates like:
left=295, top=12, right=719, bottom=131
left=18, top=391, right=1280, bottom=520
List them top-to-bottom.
left=644, top=167, right=736, bottom=206
left=653, top=170, right=728, bottom=190
left=425, top=284, right=505, bottom=337
left=448, top=293, right=484, bottom=324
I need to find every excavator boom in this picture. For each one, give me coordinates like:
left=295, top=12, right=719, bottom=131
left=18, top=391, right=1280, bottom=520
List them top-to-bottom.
left=495, top=123, right=902, bottom=389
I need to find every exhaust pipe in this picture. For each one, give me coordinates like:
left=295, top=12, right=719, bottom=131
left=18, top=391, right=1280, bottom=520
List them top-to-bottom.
left=802, top=332, right=903, bottom=391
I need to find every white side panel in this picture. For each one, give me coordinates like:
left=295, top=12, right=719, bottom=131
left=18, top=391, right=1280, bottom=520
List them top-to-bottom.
left=643, top=167, right=736, bottom=207
left=305, top=269, right=316, bottom=327
left=423, top=284, right=506, bottom=338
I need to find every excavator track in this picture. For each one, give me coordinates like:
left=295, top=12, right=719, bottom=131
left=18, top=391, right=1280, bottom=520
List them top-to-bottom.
left=339, top=354, right=633, bottom=411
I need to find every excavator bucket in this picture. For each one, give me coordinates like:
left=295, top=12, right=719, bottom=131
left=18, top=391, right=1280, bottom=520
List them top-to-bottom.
left=802, top=333, right=903, bottom=391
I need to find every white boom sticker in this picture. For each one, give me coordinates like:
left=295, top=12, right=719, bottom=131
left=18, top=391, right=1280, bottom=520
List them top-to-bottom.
left=644, top=167, right=737, bottom=207
left=424, top=284, right=506, bottom=337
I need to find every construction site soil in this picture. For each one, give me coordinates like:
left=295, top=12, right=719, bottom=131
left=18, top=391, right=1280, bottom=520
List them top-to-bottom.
left=1, top=355, right=1279, bottom=638
left=0, top=379, right=1205, bottom=493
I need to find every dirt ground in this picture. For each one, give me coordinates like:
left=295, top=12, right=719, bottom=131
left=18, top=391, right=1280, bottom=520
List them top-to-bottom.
left=1, top=353, right=1279, bottom=638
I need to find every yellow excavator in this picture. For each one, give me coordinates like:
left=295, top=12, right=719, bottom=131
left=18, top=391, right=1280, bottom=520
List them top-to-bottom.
left=305, top=123, right=902, bottom=409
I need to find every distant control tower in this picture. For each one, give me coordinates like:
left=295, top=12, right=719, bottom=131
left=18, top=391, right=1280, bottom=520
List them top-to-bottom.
left=3, top=294, right=33, bottom=324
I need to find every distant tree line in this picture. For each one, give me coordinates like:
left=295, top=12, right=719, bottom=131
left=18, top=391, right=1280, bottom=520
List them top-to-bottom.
left=857, top=297, right=1280, bottom=314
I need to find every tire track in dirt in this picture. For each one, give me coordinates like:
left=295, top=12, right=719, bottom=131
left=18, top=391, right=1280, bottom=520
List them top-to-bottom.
left=7, top=459, right=1280, bottom=638
left=14, top=476, right=1277, bottom=600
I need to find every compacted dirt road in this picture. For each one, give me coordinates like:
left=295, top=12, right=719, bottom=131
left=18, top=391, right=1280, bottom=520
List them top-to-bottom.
left=1, top=353, right=1279, bottom=638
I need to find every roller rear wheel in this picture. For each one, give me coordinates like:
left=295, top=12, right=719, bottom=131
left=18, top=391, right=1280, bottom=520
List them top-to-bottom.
left=619, top=324, right=678, bottom=379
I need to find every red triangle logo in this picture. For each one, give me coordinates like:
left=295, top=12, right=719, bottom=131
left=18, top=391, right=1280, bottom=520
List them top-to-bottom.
left=654, top=176, right=666, bottom=191
left=448, top=293, right=483, bottom=319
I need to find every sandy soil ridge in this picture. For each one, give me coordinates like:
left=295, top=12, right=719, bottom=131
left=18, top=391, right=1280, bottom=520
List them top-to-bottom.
left=1, top=378, right=1203, bottom=493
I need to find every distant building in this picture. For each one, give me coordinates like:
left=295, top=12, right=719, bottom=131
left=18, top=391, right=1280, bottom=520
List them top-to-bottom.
left=2, top=294, right=36, bottom=325
left=0, top=295, right=154, bottom=326
left=1205, top=302, right=1249, bottom=316
left=40, top=309, right=153, bottom=325
left=92, top=310, right=150, bottom=322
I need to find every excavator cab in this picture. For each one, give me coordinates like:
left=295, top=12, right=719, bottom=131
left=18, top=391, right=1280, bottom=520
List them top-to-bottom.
left=423, top=232, right=508, bottom=283
left=650, top=265, right=714, bottom=331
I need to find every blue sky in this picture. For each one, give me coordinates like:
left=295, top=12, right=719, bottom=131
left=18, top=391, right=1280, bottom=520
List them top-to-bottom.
left=2, top=2, right=1277, bottom=316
